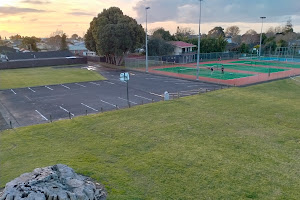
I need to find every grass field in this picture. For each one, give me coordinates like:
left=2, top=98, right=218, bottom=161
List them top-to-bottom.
left=231, top=60, right=300, bottom=68
left=202, top=63, right=289, bottom=73
left=0, top=66, right=106, bottom=89
left=155, top=66, right=254, bottom=80
left=1, top=79, right=299, bottom=199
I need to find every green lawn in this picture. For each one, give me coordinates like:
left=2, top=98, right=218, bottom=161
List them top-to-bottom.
left=231, top=60, right=300, bottom=68
left=202, top=63, right=289, bottom=73
left=0, top=66, right=106, bottom=89
left=155, top=66, right=254, bottom=80
left=1, top=79, right=300, bottom=199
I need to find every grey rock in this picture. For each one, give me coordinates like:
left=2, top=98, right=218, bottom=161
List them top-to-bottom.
left=0, top=164, right=106, bottom=200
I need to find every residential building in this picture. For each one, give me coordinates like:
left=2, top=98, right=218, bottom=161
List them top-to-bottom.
left=168, top=41, right=196, bottom=55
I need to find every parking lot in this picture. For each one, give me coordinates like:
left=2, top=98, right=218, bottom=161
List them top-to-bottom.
left=0, top=65, right=223, bottom=128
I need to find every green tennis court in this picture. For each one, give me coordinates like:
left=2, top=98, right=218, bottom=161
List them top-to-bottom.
left=230, top=60, right=300, bottom=68
left=201, top=63, right=289, bottom=73
left=155, top=67, right=254, bottom=80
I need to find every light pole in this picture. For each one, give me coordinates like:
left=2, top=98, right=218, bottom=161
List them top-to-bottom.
left=196, top=0, right=203, bottom=80
left=145, top=7, right=150, bottom=73
left=259, top=16, right=266, bottom=58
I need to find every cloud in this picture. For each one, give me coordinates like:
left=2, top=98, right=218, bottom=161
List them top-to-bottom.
left=21, top=0, right=51, bottom=4
left=133, top=0, right=300, bottom=24
left=0, top=6, right=46, bottom=15
left=67, top=11, right=95, bottom=16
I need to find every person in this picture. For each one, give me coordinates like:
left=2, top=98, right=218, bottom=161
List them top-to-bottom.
left=218, top=56, right=221, bottom=61
left=221, top=65, right=224, bottom=74
left=210, top=66, right=214, bottom=75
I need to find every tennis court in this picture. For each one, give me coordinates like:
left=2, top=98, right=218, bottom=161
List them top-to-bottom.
left=230, top=60, right=300, bottom=68
left=201, top=63, right=289, bottom=73
left=155, top=66, right=254, bottom=80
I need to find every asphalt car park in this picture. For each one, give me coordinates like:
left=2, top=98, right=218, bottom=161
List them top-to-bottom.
left=0, top=65, right=223, bottom=128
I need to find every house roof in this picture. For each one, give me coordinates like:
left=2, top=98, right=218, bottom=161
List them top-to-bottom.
left=168, top=41, right=196, bottom=48
left=0, top=46, right=17, bottom=54
left=6, top=50, right=74, bottom=60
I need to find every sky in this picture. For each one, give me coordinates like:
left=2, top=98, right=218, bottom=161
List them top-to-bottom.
left=0, top=0, right=299, bottom=38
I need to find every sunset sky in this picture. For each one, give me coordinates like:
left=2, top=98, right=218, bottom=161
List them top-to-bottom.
left=0, top=0, right=299, bottom=38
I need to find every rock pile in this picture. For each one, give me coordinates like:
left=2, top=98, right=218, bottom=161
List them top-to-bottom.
left=0, top=164, right=106, bottom=200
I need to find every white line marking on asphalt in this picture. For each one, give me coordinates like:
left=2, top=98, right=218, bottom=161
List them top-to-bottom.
left=105, top=81, right=115, bottom=85
left=90, top=82, right=101, bottom=86
left=75, top=83, right=86, bottom=87
left=61, top=84, right=70, bottom=89
left=187, top=85, right=201, bottom=88
left=45, top=86, right=53, bottom=90
left=28, top=87, right=36, bottom=93
left=11, top=89, right=16, bottom=94
left=149, top=92, right=163, bottom=97
left=134, top=95, right=152, bottom=101
left=25, top=96, right=32, bottom=101
left=118, top=97, right=137, bottom=105
left=100, top=99, right=116, bottom=107
left=81, top=103, right=98, bottom=111
left=59, top=106, right=75, bottom=116
left=35, top=110, right=48, bottom=121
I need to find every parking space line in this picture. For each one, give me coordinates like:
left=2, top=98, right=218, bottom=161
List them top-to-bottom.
left=105, top=81, right=115, bottom=85
left=90, top=82, right=101, bottom=86
left=75, top=83, right=86, bottom=87
left=61, top=84, right=70, bottom=89
left=187, top=85, right=202, bottom=88
left=45, top=86, right=54, bottom=91
left=28, top=87, right=36, bottom=93
left=11, top=89, right=16, bottom=94
left=149, top=92, right=163, bottom=97
left=134, top=95, right=152, bottom=101
left=118, top=97, right=137, bottom=105
left=100, top=99, right=116, bottom=107
left=81, top=103, right=98, bottom=111
left=59, top=106, right=75, bottom=116
left=35, top=110, right=48, bottom=121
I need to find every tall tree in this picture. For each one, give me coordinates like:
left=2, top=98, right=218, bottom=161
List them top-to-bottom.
left=85, top=7, right=145, bottom=65
left=284, top=19, right=293, bottom=34
left=175, top=26, right=195, bottom=41
left=225, top=26, right=240, bottom=37
left=208, top=27, right=225, bottom=38
left=152, top=28, right=173, bottom=41
left=241, top=29, right=259, bottom=45
left=60, top=33, right=68, bottom=50
left=10, top=34, right=22, bottom=41
left=71, top=34, right=79, bottom=40
left=21, top=36, right=41, bottom=51
left=148, top=38, right=174, bottom=56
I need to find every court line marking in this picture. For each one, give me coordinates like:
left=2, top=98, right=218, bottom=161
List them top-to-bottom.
left=90, top=82, right=101, bottom=86
left=75, top=83, right=86, bottom=87
left=61, top=84, right=70, bottom=89
left=45, top=86, right=53, bottom=91
left=28, top=87, right=36, bottom=93
left=11, top=89, right=16, bottom=94
left=134, top=95, right=152, bottom=101
left=118, top=97, right=137, bottom=105
left=100, top=99, right=116, bottom=107
left=81, top=103, right=98, bottom=112
left=59, top=106, right=75, bottom=116
left=35, top=110, right=48, bottom=121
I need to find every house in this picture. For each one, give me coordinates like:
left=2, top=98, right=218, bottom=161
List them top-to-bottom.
left=226, top=36, right=233, bottom=44
left=168, top=41, right=196, bottom=55
left=68, top=42, right=88, bottom=56
left=0, top=46, right=17, bottom=61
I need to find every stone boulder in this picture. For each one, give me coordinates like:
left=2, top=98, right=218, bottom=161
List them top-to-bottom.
left=0, top=164, right=106, bottom=200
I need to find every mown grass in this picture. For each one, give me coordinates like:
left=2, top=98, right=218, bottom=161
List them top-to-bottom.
left=0, top=66, right=105, bottom=89
left=1, top=79, right=300, bottom=199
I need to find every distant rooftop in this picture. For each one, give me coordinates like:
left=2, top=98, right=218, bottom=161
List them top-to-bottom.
left=168, top=41, right=196, bottom=48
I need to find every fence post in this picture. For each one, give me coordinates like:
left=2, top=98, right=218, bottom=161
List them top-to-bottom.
left=69, top=112, right=71, bottom=119
left=50, top=115, right=52, bottom=123
left=10, top=121, right=12, bottom=129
